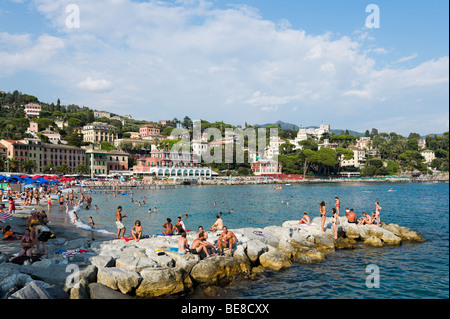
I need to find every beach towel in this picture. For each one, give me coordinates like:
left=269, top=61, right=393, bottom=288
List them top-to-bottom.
left=0, top=211, right=13, bottom=221
left=253, top=230, right=269, bottom=238
left=56, top=248, right=89, bottom=259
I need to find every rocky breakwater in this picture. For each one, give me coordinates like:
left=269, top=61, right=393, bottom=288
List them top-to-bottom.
left=0, top=217, right=425, bottom=299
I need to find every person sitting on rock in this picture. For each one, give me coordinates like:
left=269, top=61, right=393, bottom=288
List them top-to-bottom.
left=347, top=209, right=358, bottom=224
left=298, top=212, right=311, bottom=225
left=357, top=212, right=373, bottom=226
left=210, top=215, right=223, bottom=232
left=218, top=226, right=237, bottom=256
left=178, top=232, right=190, bottom=255
left=190, top=232, right=211, bottom=258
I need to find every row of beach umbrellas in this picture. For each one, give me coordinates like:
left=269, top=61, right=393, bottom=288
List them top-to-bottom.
left=0, top=174, right=76, bottom=185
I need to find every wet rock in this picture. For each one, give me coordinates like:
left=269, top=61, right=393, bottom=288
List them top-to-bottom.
left=259, top=250, right=292, bottom=270
left=96, top=267, right=142, bottom=295
left=135, top=267, right=193, bottom=298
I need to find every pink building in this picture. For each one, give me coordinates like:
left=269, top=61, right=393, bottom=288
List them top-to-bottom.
left=24, top=103, right=42, bottom=119
left=139, top=124, right=160, bottom=137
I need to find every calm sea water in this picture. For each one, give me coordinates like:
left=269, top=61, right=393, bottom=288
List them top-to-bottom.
left=49, top=182, right=449, bottom=299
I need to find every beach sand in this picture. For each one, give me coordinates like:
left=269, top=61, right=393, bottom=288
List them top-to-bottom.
left=0, top=188, right=101, bottom=259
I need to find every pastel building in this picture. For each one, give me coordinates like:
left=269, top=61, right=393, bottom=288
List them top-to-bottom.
left=24, top=103, right=42, bottom=119
left=82, top=122, right=118, bottom=144
left=421, top=149, right=436, bottom=164
left=251, top=160, right=282, bottom=176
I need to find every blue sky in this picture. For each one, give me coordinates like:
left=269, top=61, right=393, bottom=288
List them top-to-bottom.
left=0, top=0, right=448, bottom=135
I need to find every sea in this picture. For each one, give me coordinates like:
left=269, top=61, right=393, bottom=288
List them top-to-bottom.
left=48, top=181, right=449, bottom=299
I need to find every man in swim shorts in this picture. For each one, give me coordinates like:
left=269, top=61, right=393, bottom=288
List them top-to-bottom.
left=115, top=206, right=128, bottom=239
left=347, top=209, right=357, bottom=224
left=218, top=226, right=237, bottom=256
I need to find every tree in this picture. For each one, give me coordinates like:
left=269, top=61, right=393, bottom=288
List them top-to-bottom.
left=182, top=116, right=193, bottom=129
left=161, top=126, right=175, bottom=136
left=370, top=128, right=379, bottom=138
left=64, top=132, right=84, bottom=147
left=100, top=141, right=116, bottom=151
left=118, top=141, right=133, bottom=152
left=280, top=142, right=295, bottom=155
left=317, top=147, right=338, bottom=174
left=302, top=149, right=319, bottom=176
left=7, top=158, right=20, bottom=172
left=21, top=158, right=38, bottom=174
left=42, top=163, right=55, bottom=174
left=57, top=163, right=72, bottom=175
left=75, top=163, right=89, bottom=175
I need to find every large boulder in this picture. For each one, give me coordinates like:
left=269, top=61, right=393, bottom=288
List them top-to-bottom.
left=381, top=223, right=425, bottom=242
left=364, top=236, right=384, bottom=247
left=278, top=238, right=324, bottom=263
left=243, top=239, right=269, bottom=264
left=259, top=250, right=292, bottom=271
left=89, top=255, right=115, bottom=268
left=116, top=256, right=160, bottom=272
left=190, top=257, right=245, bottom=286
left=96, top=267, right=142, bottom=295
left=135, top=267, right=193, bottom=298
left=8, top=281, right=69, bottom=299
left=88, top=283, right=134, bottom=299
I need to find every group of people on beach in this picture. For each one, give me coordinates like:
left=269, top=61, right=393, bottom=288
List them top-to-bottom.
left=298, top=196, right=382, bottom=239
left=114, top=205, right=237, bottom=257
left=9, top=208, right=54, bottom=258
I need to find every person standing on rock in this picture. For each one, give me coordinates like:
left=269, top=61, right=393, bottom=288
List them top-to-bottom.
left=334, top=196, right=340, bottom=224
left=320, top=201, right=327, bottom=233
left=375, top=201, right=382, bottom=227
left=115, top=206, right=128, bottom=239
left=331, top=208, right=338, bottom=239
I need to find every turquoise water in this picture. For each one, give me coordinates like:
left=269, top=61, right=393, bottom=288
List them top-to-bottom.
left=49, top=182, right=449, bottom=299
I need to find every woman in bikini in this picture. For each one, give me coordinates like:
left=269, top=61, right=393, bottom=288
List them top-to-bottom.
left=334, top=196, right=340, bottom=225
left=8, top=197, right=16, bottom=214
left=320, top=201, right=327, bottom=233
left=375, top=201, right=382, bottom=227
left=331, top=208, right=338, bottom=239
left=26, top=210, right=41, bottom=246
left=131, top=220, right=143, bottom=242
left=19, top=229, right=34, bottom=257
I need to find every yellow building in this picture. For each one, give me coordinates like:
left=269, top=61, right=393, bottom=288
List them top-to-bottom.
left=82, top=122, right=118, bottom=144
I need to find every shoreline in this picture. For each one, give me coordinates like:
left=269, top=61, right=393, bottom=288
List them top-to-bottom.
left=0, top=183, right=440, bottom=299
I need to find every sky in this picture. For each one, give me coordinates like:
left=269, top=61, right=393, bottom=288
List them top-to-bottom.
left=0, top=0, right=448, bottom=136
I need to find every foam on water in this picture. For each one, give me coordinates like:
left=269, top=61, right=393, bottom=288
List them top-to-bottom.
left=67, top=205, right=114, bottom=235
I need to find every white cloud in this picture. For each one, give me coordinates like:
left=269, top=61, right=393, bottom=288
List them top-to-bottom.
left=0, top=0, right=448, bottom=134
left=0, top=33, right=65, bottom=76
left=393, top=53, right=419, bottom=64
left=77, top=77, right=112, bottom=92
